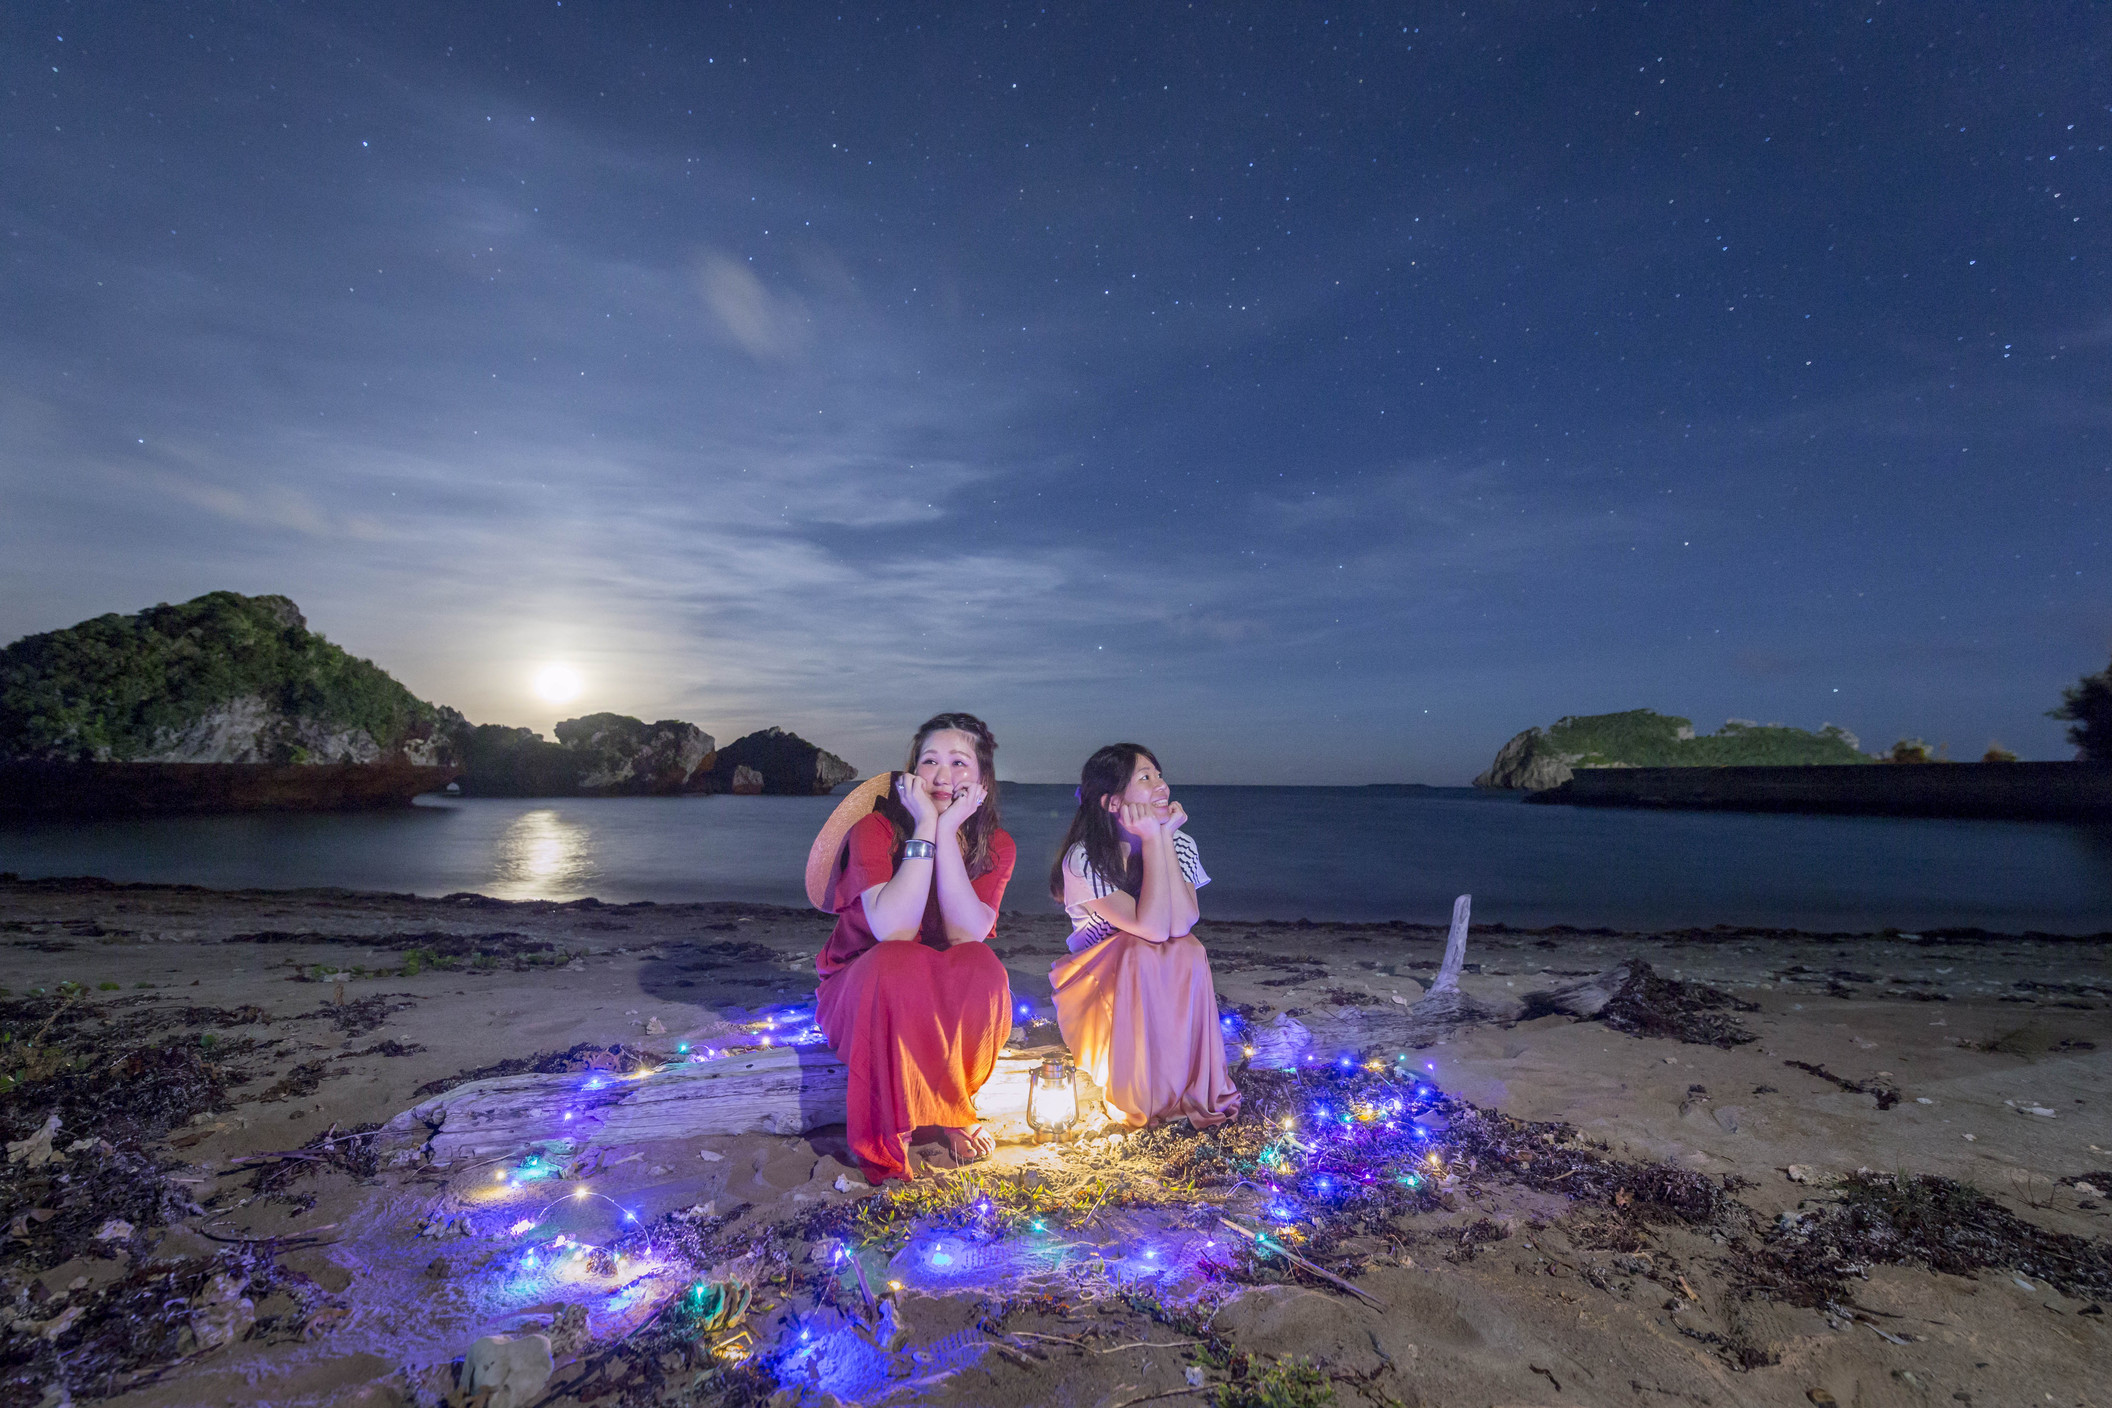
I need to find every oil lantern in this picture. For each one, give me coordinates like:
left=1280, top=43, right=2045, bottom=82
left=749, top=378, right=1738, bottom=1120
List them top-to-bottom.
left=1025, top=1055, right=1079, bottom=1142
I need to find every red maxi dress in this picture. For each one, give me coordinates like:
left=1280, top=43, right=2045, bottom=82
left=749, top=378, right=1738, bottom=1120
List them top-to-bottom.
left=814, top=812, right=1016, bottom=1184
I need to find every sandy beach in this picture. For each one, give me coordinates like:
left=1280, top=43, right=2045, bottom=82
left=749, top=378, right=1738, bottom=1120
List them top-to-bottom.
left=3, top=876, right=2108, bottom=1408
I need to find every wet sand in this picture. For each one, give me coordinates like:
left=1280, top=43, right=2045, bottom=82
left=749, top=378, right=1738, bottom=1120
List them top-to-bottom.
left=2, top=877, right=2107, bottom=1407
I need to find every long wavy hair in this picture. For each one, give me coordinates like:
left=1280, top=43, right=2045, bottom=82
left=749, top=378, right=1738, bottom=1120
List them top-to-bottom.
left=871, top=712, right=1004, bottom=877
left=1047, top=743, right=1159, bottom=902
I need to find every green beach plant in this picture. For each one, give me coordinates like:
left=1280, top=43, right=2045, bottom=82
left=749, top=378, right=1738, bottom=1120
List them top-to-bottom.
left=2049, top=654, right=2112, bottom=762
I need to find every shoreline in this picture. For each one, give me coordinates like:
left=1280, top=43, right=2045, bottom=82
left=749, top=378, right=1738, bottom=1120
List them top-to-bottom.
left=5, top=874, right=2112, bottom=946
left=3, top=880, right=2107, bottom=1406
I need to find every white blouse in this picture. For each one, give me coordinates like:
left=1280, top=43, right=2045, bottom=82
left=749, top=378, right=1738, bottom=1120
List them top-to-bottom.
left=1061, top=830, right=1209, bottom=953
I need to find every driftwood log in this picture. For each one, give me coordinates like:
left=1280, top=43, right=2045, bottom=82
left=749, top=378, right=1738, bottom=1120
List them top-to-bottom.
left=388, top=895, right=1539, bottom=1164
left=1240, top=895, right=1520, bottom=1068
left=1514, top=960, right=1642, bottom=1021
left=386, top=1047, right=1084, bottom=1165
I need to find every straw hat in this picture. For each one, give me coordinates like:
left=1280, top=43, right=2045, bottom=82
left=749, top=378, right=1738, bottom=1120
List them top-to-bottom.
left=803, top=773, right=896, bottom=911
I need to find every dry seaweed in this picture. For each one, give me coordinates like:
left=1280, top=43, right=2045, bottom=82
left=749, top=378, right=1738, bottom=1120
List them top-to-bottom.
left=226, top=928, right=545, bottom=956
left=1597, top=962, right=1759, bottom=1048
left=289, top=992, right=419, bottom=1036
left=410, top=1041, right=657, bottom=1100
left=1783, top=1060, right=1901, bottom=1110
left=239, top=1122, right=385, bottom=1204
left=2, top=1142, right=199, bottom=1271
left=1741, top=1172, right=2112, bottom=1307
left=0, top=1244, right=331, bottom=1406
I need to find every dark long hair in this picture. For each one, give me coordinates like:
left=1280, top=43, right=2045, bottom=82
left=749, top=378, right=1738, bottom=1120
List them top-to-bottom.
left=871, top=712, right=1004, bottom=877
left=1047, top=743, right=1159, bottom=902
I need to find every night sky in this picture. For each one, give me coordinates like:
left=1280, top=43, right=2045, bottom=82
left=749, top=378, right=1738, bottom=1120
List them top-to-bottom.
left=4, top=3, right=2107, bottom=783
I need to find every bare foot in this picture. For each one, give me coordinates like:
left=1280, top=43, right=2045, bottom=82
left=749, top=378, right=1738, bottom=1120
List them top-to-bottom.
left=941, top=1124, right=994, bottom=1164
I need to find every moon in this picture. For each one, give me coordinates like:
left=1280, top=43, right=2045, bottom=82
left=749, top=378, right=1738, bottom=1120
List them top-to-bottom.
left=532, top=663, right=583, bottom=704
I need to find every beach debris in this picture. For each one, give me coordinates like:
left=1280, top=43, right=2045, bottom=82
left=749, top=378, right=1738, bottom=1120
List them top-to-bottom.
left=1520, top=960, right=1758, bottom=1048
left=646, top=1017, right=667, bottom=1035
left=1783, top=1060, right=1900, bottom=1109
left=6, top=1115, right=62, bottom=1168
left=699, top=1149, right=725, bottom=1162
left=1785, top=1165, right=1817, bottom=1184
left=835, top=1175, right=854, bottom=1193
left=92, top=1218, right=132, bottom=1241
left=1217, top=1218, right=1380, bottom=1310
left=186, top=1271, right=256, bottom=1352
left=546, top=1303, right=591, bottom=1359
left=30, top=1304, right=84, bottom=1342
left=461, top=1332, right=554, bottom=1408
left=1185, top=1365, right=1207, bottom=1386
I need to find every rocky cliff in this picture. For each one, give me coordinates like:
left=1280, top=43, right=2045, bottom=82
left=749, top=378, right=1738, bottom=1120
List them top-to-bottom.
left=0, top=592, right=449, bottom=767
left=1, top=592, right=852, bottom=808
left=1475, top=709, right=1869, bottom=790
left=555, top=713, right=716, bottom=795
left=706, top=727, right=857, bottom=796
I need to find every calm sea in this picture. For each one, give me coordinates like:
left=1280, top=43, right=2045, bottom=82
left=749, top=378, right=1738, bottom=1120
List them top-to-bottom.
left=1, top=784, right=2107, bottom=934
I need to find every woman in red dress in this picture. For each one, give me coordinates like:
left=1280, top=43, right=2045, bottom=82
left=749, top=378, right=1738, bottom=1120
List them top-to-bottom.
left=812, top=713, right=1015, bottom=1184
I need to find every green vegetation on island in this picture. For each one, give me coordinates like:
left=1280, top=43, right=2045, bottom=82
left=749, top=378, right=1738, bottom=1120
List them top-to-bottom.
left=0, top=592, right=444, bottom=765
left=2050, top=653, right=2112, bottom=763
left=1476, top=709, right=1869, bottom=790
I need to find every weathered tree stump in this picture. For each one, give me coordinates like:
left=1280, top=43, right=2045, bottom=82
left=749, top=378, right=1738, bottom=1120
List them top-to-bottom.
left=1238, top=896, right=1518, bottom=1068
left=1515, top=961, right=1641, bottom=1021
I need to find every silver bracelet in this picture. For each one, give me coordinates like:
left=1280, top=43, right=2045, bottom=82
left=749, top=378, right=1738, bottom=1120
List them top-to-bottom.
left=900, top=839, right=936, bottom=861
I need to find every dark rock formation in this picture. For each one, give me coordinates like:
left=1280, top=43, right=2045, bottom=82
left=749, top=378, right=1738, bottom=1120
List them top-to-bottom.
left=450, top=712, right=717, bottom=797
left=553, top=713, right=716, bottom=795
left=444, top=717, right=580, bottom=797
left=706, top=727, right=857, bottom=796
left=1473, top=728, right=1580, bottom=791
left=1533, top=760, right=2112, bottom=821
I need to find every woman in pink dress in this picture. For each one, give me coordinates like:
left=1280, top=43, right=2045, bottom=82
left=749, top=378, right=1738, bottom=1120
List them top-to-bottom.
left=1047, top=744, right=1240, bottom=1129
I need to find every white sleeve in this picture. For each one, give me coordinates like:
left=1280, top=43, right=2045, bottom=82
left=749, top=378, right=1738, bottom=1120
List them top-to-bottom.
left=1171, top=830, right=1209, bottom=889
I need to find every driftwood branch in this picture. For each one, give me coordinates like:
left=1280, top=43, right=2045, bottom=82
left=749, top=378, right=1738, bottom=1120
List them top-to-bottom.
left=1239, top=894, right=1518, bottom=1069
left=1218, top=1217, right=1385, bottom=1309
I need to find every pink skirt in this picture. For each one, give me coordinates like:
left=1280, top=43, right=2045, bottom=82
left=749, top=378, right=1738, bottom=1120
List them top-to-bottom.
left=1050, top=932, right=1240, bottom=1128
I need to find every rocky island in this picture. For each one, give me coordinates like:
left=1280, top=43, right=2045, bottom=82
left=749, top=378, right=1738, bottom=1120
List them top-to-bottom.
left=0, top=592, right=855, bottom=815
left=1474, top=709, right=1868, bottom=790
left=1476, top=709, right=2112, bottom=820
